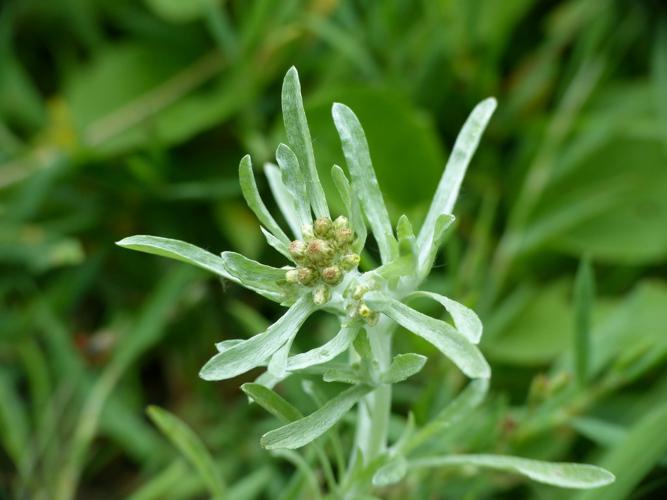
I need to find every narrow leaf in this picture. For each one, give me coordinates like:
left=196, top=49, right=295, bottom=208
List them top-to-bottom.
left=282, top=66, right=329, bottom=218
left=417, top=98, right=496, bottom=266
left=332, top=102, right=397, bottom=263
left=276, top=143, right=312, bottom=230
left=238, top=155, right=290, bottom=244
left=264, top=163, right=302, bottom=238
left=331, top=164, right=367, bottom=252
left=420, top=213, right=455, bottom=274
left=260, top=226, right=291, bottom=260
left=116, top=235, right=231, bottom=280
left=221, top=251, right=286, bottom=302
left=573, top=258, right=594, bottom=386
left=408, top=291, right=483, bottom=343
left=365, top=293, right=490, bottom=379
left=199, top=296, right=313, bottom=381
left=287, top=326, right=359, bottom=371
left=268, top=334, right=295, bottom=378
left=215, top=339, right=244, bottom=352
left=381, top=353, right=427, bottom=384
left=241, top=383, right=303, bottom=423
left=261, top=384, right=371, bottom=450
left=146, top=406, right=225, bottom=498
left=410, top=454, right=614, bottom=489
left=373, top=455, right=407, bottom=486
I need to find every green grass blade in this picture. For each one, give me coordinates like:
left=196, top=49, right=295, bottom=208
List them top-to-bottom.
left=281, top=67, right=329, bottom=218
left=417, top=98, right=496, bottom=269
left=332, top=102, right=398, bottom=263
left=573, top=258, right=594, bottom=386
left=261, top=384, right=371, bottom=450
left=147, top=406, right=225, bottom=498
left=410, top=454, right=614, bottom=489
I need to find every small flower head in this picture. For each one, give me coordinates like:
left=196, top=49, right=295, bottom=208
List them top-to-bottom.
left=313, top=217, right=333, bottom=238
left=306, top=239, right=334, bottom=265
left=289, top=240, right=307, bottom=262
left=340, top=253, right=360, bottom=271
left=321, top=265, right=343, bottom=285
left=297, top=266, right=317, bottom=286
left=285, top=268, right=300, bottom=283
left=312, top=284, right=330, bottom=305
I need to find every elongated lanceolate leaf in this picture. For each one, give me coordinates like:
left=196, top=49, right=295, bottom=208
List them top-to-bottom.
left=282, top=67, right=329, bottom=218
left=417, top=98, right=496, bottom=267
left=332, top=102, right=397, bottom=263
left=276, top=143, right=312, bottom=231
left=238, top=155, right=290, bottom=244
left=264, top=163, right=302, bottom=238
left=331, top=164, right=367, bottom=252
left=420, top=213, right=455, bottom=274
left=260, top=226, right=291, bottom=260
left=116, top=235, right=232, bottom=279
left=221, top=251, right=286, bottom=302
left=573, top=258, right=594, bottom=386
left=408, top=291, right=483, bottom=343
left=365, top=293, right=490, bottom=379
left=199, top=296, right=313, bottom=380
left=287, top=326, right=359, bottom=371
left=267, top=334, right=295, bottom=378
left=215, top=339, right=244, bottom=352
left=381, top=353, right=427, bottom=384
left=241, top=383, right=303, bottom=423
left=261, top=384, right=371, bottom=450
left=146, top=406, right=225, bottom=498
left=373, top=455, right=407, bottom=486
left=409, top=455, right=614, bottom=489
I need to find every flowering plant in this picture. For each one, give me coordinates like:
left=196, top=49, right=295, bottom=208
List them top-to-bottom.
left=118, top=67, right=614, bottom=497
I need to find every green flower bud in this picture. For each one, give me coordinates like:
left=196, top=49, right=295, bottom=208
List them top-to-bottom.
left=333, top=215, right=349, bottom=230
left=313, top=217, right=333, bottom=238
left=334, top=227, right=354, bottom=246
left=306, top=239, right=334, bottom=265
left=288, top=240, right=306, bottom=262
left=340, top=253, right=360, bottom=271
left=321, top=265, right=342, bottom=285
left=297, top=267, right=316, bottom=286
left=285, top=269, right=300, bottom=284
left=313, top=284, right=330, bottom=305
left=351, top=284, right=367, bottom=300
left=357, top=303, right=378, bottom=325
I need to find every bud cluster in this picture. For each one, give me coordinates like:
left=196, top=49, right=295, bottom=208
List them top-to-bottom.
left=284, top=216, right=360, bottom=305
left=344, top=283, right=379, bottom=326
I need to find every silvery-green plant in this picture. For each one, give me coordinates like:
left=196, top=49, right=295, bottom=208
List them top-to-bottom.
left=117, top=67, right=614, bottom=497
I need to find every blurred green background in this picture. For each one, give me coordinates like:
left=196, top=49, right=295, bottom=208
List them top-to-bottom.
left=1, top=0, right=667, bottom=498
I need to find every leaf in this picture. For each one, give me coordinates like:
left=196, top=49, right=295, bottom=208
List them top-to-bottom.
left=145, top=0, right=219, bottom=23
left=282, top=67, right=329, bottom=218
left=416, top=98, right=496, bottom=267
left=332, top=102, right=398, bottom=264
left=276, top=143, right=312, bottom=230
left=238, top=155, right=290, bottom=245
left=264, top=163, right=302, bottom=238
left=331, top=164, right=366, bottom=252
left=420, top=214, right=456, bottom=275
left=260, top=226, right=291, bottom=260
left=116, top=235, right=231, bottom=280
left=220, top=251, right=286, bottom=302
left=573, top=258, right=594, bottom=386
left=408, top=291, right=483, bottom=344
left=365, top=293, right=490, bottom=379
left=199, top=295, right=313, bottom=381
left=287, top=326, right=359, bottom=372
left=267, top=334, right=295, bottom=378
left=215, top=339, right=244, bottom=352
left=381, top=353, right=427, bottom=384
left=241, top=383, right=303, bottom=423
left=260, top=384, right=371, bottom=450
left=146, top=406, right=225, bottom=498
left=372, top=454, right=407, bottom=486
left=409, top=455, right=614, bottom=489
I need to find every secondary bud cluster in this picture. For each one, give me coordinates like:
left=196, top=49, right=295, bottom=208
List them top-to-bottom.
left=284, top=216, right=360, bottom=305
left=344, top=283, right=379, bottom=326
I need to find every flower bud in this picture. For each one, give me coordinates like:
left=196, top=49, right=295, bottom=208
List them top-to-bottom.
left=333, top=215, right=349, bottom=230
left=313, top=217, right=333, bottom=238
left=334, top=227, right=354, bottom=246
left=306, top=239, right=334, bottom=265
left=288, top=240, right=306, bottom=262
left=340, top=253, right=360, bottom=271
left=321, top=265, right=342, bottom=285
left=297, top=267, right=316, bottom=286
left=285, top=269, right=299, bottom=284
left=312, top=284, right=330, bottom=305
left=351, top=284, right=367, bottom=300
left=357, top=303, right=378, bottom=325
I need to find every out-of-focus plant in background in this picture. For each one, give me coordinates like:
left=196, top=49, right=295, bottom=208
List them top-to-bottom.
left=1, top=0, right=666, bottom=499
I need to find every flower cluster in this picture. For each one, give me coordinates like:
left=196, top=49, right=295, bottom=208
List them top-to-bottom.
left=285, top=216, right=360, bottom=305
